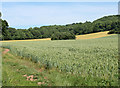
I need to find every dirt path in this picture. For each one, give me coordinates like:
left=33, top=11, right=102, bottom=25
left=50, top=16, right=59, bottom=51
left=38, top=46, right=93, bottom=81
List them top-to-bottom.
left=2, top=49, right=10, bottom=55
left=2, top=50, right=51, bottom=86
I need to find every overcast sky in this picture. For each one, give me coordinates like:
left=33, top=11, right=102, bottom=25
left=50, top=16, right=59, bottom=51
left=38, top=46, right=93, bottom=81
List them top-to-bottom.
left=1, top=2, right=118, bottom=29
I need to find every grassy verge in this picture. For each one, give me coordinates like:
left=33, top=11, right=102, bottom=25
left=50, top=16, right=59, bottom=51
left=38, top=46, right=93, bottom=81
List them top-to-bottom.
left=2, top=50, right=118, bottom=86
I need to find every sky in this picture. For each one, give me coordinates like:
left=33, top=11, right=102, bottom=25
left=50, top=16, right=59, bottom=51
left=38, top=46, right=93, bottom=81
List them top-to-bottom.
left=1, top=0, right=120, bottom=2
left=1, top=2, right=119, bottom=29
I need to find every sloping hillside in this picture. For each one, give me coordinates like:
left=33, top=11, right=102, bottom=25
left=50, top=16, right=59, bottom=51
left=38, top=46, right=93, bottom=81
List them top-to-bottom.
left=76, top=31, right=116, bottom=39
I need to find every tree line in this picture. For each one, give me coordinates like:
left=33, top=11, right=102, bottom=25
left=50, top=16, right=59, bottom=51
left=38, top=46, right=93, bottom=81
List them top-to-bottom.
left=0, top=13, right=120, bottom=40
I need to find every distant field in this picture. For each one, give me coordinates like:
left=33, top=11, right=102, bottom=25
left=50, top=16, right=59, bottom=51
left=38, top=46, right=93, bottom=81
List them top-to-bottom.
left=0, top=31, right=115, bottom=42
left=76, top=31, right=116, bottom=39
left=2, top=35, right=118, bottom=86
left=0, top=38, right=51, bottom=42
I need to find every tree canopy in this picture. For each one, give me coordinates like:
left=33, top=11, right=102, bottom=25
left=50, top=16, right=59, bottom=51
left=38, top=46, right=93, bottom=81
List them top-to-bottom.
left=1, top=14, right=120, bottom=40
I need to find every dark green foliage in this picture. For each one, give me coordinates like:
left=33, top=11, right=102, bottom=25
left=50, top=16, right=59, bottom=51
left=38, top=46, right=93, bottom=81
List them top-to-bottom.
left=0, top=12, right=1, bottom=17
left=1, top=14, right=119, bottom=40
left=107, top=15, right=120, bottom=34
left=0, top=16, right=1, bottom=40
left=2, top=20, right=10, bottom=40
left=108, top=30, right=115, bottom=34
left=51, top=32, right=76, bottom=40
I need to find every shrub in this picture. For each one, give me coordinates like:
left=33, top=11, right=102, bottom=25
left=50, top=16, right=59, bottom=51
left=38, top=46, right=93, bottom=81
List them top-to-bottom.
left=108, top=30, right=115, bottom=34
left=51, top=32, right=76, bottom=40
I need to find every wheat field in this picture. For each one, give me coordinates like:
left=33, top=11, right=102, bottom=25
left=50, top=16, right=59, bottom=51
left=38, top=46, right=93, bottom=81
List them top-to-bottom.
left=2, top=35, right=118, bottom=86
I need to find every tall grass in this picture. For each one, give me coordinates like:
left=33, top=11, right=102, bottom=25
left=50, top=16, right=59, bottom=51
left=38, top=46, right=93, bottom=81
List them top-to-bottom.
left=2, top=35, right=118, bottom=86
